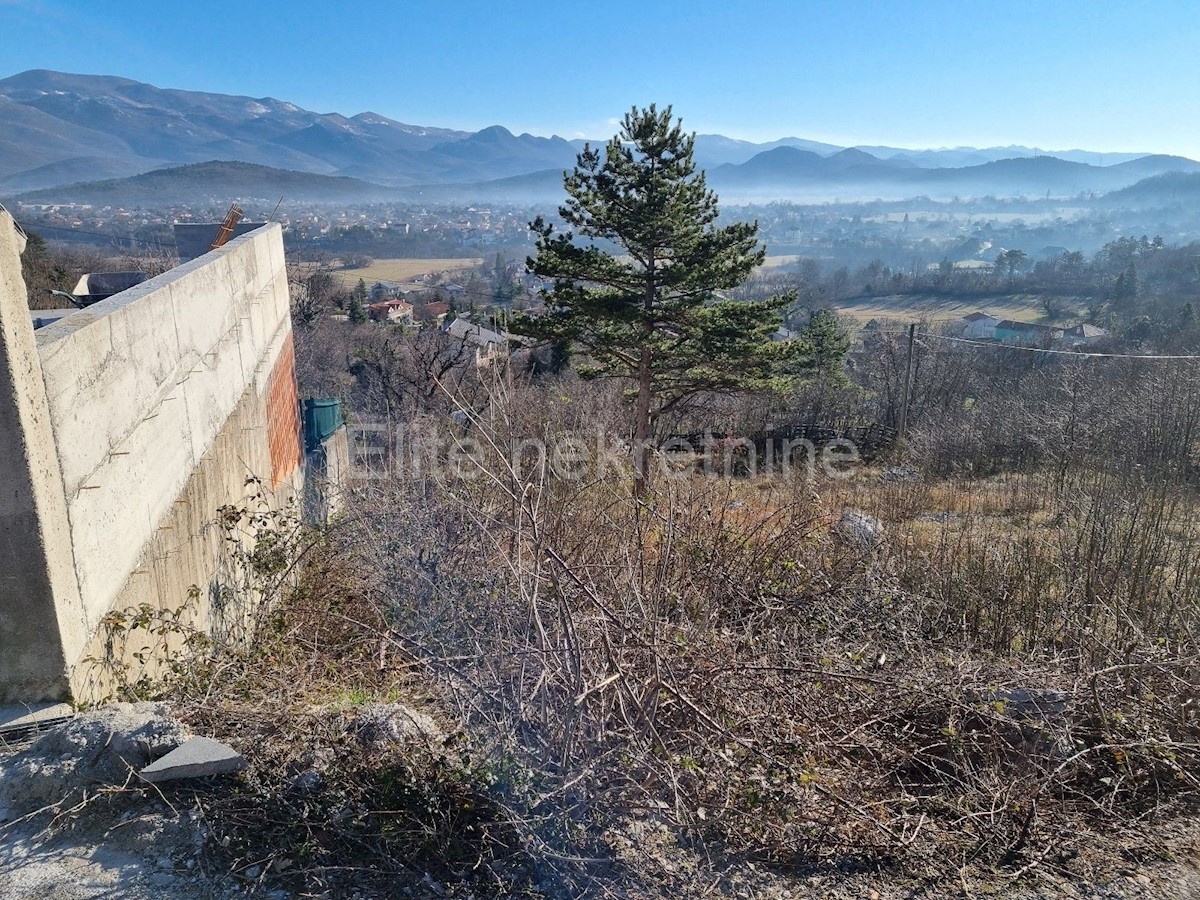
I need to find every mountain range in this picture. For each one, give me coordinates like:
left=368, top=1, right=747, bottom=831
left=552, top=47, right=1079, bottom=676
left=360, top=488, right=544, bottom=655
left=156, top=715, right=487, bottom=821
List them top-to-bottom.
left=2, top=69, right=1198, bottom=204
left=705, top=147, right=1200, bottom=202
left=14, top=160, right=398, bottom=205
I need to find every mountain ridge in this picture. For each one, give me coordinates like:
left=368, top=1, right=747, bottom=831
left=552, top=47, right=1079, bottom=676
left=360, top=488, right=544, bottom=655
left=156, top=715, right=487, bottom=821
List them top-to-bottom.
left=1, top=69, right=1197, bottom=199
left=16, top=157, right=1200, bottom=210
left=14, top=159, right=398, bottom=205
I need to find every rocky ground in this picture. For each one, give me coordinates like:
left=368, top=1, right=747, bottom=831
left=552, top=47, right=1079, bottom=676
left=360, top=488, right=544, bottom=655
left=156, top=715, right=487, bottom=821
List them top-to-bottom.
left=0, top=701, right=482, bottom=898
left=0, top=703, right=246, bottom=898
left=1, top=705, right=1198, bottom=899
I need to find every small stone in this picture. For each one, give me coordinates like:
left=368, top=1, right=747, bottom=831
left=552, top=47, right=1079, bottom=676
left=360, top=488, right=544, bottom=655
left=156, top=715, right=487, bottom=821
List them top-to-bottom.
left=878, top=466, right=921, bottom=483
left=834, top=509, right=885, bottom=550
left=351, top=703, right=441, bottom=748
left=139, top=736, right=245, bottom=783
left=288, top=769, right=322, bottom=795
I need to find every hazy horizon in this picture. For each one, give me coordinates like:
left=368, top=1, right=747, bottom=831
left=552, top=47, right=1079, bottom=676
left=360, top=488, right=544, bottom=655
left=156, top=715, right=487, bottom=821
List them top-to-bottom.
left=2, top=0, right=1198, bottom=158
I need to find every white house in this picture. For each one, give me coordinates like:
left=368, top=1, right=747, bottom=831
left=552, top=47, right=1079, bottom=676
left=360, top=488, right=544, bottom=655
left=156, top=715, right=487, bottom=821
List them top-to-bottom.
left=961, top=311, right=1001, bottom=340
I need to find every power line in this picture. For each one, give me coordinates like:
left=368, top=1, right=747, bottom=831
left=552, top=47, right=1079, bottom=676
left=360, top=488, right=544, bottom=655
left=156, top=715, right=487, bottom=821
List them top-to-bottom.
left=876, top=329, right=1200, bottom=361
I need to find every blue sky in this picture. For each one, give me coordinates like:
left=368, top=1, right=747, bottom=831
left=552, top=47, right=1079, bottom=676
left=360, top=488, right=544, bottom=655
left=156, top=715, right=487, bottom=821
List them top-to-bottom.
left=2, top=0, right=1198, bottom=155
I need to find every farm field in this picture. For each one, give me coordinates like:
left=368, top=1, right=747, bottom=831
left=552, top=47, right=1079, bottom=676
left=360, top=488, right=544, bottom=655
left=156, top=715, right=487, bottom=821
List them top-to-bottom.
left=338, top=257, right=483, bottom=286
left=834, top=291, right=1083, bottom=325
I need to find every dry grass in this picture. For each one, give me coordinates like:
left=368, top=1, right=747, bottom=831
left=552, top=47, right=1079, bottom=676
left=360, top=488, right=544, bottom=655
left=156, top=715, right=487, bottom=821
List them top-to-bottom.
left=338, top=257, right=483, bottom=286
left=833, top=291, right=1075, bottom=323
left=96, top=359, right=1200, bottom=896
left=326, top=374, right=1200, bottom=896
left=99, top=533, right=541, bottom=898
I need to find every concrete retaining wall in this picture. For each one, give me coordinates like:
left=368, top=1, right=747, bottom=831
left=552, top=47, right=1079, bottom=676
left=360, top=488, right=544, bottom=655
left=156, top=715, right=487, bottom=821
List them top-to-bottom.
left=0, top=213, right=303, bottom=703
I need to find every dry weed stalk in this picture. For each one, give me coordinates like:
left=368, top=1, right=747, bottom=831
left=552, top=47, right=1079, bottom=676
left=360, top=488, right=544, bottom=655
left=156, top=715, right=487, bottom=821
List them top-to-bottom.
left=335, top=372, right=1200, bottom=892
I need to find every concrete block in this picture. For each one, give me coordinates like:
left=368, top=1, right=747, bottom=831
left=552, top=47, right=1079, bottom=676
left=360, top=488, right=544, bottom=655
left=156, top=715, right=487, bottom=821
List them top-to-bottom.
left=0, top=702, right=74, bottom=745
left=138, top=735, right=245, bottom=783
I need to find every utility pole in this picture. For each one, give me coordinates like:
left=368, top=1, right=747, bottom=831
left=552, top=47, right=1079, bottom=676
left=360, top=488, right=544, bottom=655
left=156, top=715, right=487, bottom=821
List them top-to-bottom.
left=898, top=323, right=916, bottom=439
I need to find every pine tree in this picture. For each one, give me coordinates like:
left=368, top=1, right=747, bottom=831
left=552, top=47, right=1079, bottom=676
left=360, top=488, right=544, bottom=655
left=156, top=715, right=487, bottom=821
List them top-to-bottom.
left=510, top=104, right=807, bottom=492
left=1112, top=262, right=1139, bottom=306
left=348, top=277, right=369, bottom=324
left=800, top=310, right=850, bottom=420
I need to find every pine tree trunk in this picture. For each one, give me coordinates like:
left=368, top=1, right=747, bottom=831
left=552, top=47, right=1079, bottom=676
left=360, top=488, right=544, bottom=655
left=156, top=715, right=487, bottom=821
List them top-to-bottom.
left=634, top=258, right=655, bottom=497
left=634, top=347, right=652, bottom=496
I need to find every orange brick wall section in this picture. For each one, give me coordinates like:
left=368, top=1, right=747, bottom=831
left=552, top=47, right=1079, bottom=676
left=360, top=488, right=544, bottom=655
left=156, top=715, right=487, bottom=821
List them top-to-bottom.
left=265, top=333, right=303, bottom=488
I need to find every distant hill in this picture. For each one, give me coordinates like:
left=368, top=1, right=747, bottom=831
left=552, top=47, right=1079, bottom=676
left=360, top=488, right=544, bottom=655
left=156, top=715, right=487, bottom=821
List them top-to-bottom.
left=1, top=69, right=1197, bottom=200
left=0, top=70, right=578, bottom=191
left=423, top=125, right=579, bottom=180
left=691, top=134, right=843, bottom=167
left=855, top=144, right=1150, bottom=168
left=716, top=145, right=912, bottom=181
left=715, top=146, right=826, bottom=180
left=709, top=150, right=1198, bottom=201
left=392, top=153, right=1200, bottom=207
left=1108, top=154, right=1200, bottom=178
left=0, top=155, right=149, bottom=193
left=925, top=155, right=1118, bottom=196
left=15, top=160, right=396, bottom=205
left=395, top=168, right=567, bottom=204
left=1102, top=172, right=1200, bottom=207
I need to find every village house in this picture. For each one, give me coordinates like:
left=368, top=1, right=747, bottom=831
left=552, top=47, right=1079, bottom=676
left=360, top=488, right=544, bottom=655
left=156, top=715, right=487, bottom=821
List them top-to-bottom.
left=370, top=281, right=405, bottom=301
left=367, top=298, right=413, bottom=324
left=414, top=300, right=451, bottom=325
left=958, top=310, right=1108, bottom=350
left=961, top=311, right=1001, bottom=340
left=448, top=314, right=508, bottom=362
left=444, top=316, right=510, bottom=367
left=994, top=319, right=1064, bottom=346
left=1063, top=323, right=1109, bottom=347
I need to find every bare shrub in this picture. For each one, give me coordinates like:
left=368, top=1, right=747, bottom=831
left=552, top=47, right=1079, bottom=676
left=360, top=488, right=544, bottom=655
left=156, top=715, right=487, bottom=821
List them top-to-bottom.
left=334, top=373, right=1200, bottom=892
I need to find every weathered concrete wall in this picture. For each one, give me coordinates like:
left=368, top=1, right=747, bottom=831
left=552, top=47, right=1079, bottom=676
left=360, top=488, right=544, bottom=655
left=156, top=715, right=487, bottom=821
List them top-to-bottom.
left=0, top=213, right=89, bottom=702
left=0, top=217, right=303, bottom=703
